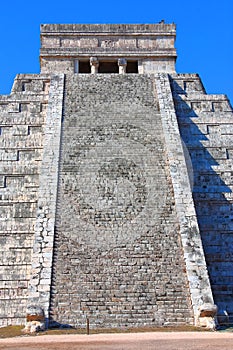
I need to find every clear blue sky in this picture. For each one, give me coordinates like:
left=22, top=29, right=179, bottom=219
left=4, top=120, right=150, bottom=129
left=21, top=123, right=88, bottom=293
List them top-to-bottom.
left=0, top=0, right=232, bottom=103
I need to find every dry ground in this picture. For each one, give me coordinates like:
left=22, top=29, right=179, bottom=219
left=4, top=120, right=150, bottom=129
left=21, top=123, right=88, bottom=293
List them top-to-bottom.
left=1, top=328, right=233, bottom=350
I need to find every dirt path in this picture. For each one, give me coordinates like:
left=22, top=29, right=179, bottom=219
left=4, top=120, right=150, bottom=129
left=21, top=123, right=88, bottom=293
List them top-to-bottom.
left=1, top=332, right=233, bottom=350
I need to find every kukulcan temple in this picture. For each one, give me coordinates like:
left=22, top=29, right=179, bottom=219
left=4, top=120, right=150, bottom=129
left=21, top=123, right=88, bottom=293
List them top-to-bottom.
left=0, top=23, right=233, bottom=332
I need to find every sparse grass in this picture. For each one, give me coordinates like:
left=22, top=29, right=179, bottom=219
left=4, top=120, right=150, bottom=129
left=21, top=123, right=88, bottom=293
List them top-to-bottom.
left=0, top=324, right=212, bottom=339
left=0, top=326, right=24, bottom=338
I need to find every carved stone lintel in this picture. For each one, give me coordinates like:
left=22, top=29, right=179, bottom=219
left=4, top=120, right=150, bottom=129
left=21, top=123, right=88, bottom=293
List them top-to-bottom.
left=90, top=57, right=99, bottom=74
left=118, top=58, right=127, bottom=74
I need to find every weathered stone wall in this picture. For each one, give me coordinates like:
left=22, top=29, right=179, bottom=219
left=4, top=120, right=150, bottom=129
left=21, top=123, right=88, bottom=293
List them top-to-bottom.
left=170, top=73, right=233, bottom=319
left=50, top=74, right=194, bottom=328
left=0, top=75, right=50, bottom=326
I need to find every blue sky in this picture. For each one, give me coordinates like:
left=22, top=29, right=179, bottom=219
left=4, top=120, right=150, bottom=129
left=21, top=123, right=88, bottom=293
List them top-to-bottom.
left=0, top=0, right=232, bottom=103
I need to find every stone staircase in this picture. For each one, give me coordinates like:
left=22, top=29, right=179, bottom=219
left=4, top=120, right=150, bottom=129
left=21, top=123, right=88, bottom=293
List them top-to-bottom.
left=49, top=74, right=194, bottom=328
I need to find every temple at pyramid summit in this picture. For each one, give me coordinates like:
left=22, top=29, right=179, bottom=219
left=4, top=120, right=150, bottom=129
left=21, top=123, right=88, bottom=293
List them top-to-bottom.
left=0, top=23, right=233, bottom=331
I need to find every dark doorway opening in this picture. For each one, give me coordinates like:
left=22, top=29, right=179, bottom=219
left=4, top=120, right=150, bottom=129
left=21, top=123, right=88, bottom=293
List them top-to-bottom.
left=79, top=61, right=91, bottom=73
left=99, top=61, right=118, bottom=73
left=126, top=61, right=138, bottom=73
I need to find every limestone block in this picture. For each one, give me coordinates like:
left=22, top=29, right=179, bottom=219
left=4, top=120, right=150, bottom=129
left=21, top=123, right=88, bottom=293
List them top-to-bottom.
left=41, top=36, right=60, bottom=48
left=117, top=38, right=136, bottom=48
left=138, top=38, right=158, bottom=49
left=41, top=59, right=74, bottom=74
left=142, top=59, right=175, bottom=73
left=213, top=101, right=231, bottom=112
left=8, top=102, right=20, bottom=113
left=0, top=103, right=8, bottom=112
left=19, top=103, right=31, bottom=112
left=12, top=125, right=29, bottom=136
left=0, top=150, right=18, bottom=161
left=0, top=175, right=5, bottom=187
